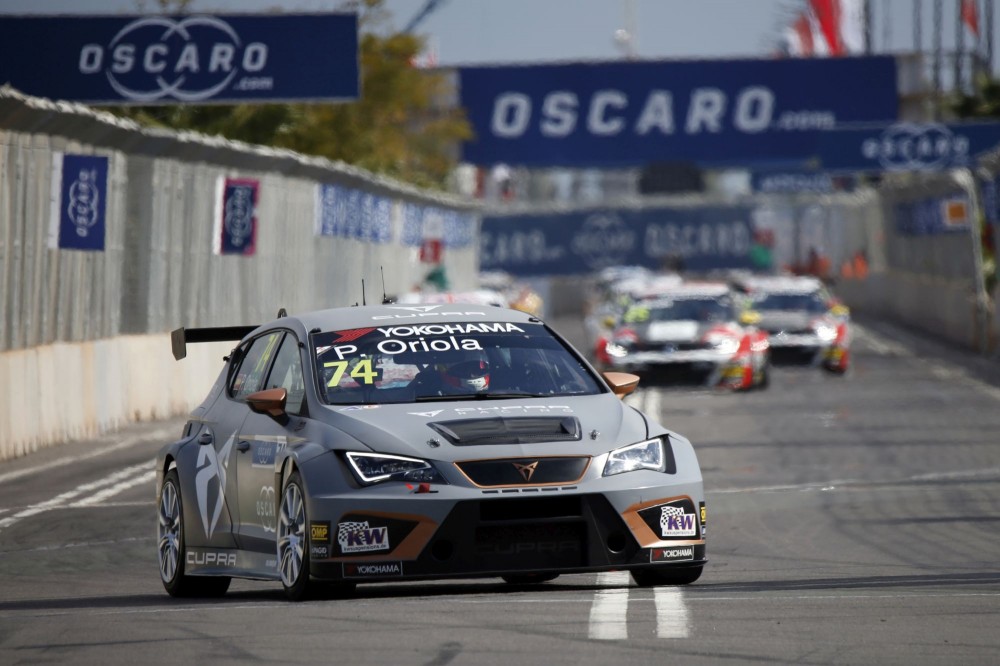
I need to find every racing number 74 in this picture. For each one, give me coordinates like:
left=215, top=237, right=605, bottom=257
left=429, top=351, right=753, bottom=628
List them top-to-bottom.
left=324, top=359, right=380, bottom=386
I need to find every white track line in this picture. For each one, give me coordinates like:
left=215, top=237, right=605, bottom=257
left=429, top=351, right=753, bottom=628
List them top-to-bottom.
left=0, top=426, right=174, bottom=485
left=0, top=461, right=154, bottom=532
left=68, top=471, right=156, bottom=507
left=588, top=571, right=631, bottom=640
left=654, top=587, right=690, bottom=638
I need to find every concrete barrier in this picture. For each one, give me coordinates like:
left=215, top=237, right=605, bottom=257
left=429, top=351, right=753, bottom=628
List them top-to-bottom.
left=0, top=334, right=230, bottom=462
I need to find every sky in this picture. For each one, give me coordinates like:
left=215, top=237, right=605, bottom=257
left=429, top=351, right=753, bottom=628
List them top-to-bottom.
left=0, top=0, right=997, bottom=71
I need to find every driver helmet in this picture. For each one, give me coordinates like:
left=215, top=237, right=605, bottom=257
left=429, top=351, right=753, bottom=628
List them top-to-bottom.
left=440, top=352, right=490, bottom=392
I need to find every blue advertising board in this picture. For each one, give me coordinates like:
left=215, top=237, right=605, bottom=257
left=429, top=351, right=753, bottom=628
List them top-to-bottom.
left=0, top=14, right=358, bottom=104
left=459, top=56, right=898, bottom=168
left=818, top=122, right=1000, bottom=172
left=49, top=154, right=109, bottom=251
left=751, top=171, right=855, bottom=194
left=215, top=178, right=258, bottom=255
left=480, top=207, right=756, bottom=276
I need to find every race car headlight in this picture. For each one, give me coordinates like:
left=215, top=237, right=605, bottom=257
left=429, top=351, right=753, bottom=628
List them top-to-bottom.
left=813, top=322, right=837, bottom=342
left=705, top=334, right=739, bottom=355
left=605, top=340, right=630, bottom=358
left=603, top=438, right=665, bottom=476
left=345, top=452, right=447, bottom=486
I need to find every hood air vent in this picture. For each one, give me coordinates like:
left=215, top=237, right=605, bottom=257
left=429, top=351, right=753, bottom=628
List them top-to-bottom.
left=428, top=417, right=582, bottom=446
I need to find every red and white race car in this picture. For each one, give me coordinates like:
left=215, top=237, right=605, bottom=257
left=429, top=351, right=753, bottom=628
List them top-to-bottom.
left=731, top=275, right=850, bottom=374
left=597, top=282, right=770, bottom=390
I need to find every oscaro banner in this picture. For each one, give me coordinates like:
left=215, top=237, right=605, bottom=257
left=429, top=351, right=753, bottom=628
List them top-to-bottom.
left=0, top=14, right=358, bottom=104
left=458, top=56, right=897, bottom=167
left=818, top=122, right=1000, bottom=172
left=47, top=153, right=109, bottom=251
left=213, top=177, right=259, bottom=255
left=480, top=208, right=755, bottom=276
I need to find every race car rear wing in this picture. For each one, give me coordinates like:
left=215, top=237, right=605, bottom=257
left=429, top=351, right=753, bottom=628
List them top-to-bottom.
left=171, top=326, right=257, bottom=361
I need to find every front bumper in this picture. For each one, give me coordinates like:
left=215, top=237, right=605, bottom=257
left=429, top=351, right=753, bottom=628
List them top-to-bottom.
left=608, top=349, right=747, bottom=388
left=302, top=475, right=706, bottom=583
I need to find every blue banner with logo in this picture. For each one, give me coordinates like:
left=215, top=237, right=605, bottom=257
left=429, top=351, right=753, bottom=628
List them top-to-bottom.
left=0, top=14, right=358, bottom=104
left=458, top=56, right=897, bottom=168
left=818, top=122, right=1000, bottom=172
left=49, top=154, right=109, bottom=251
left=751, top=171, right=855, bottom=194
left=215, top=178, right=258, bottom=255
left=315, top=184, right=393, bottom=243
left=894, top=194, right=972, bottom=235
left=480, top=207, right=756, bottom=276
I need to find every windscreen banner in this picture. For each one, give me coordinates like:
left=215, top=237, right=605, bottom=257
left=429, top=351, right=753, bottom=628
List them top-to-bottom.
left=0, top=14, right=359, bottom=104
left=458, top=56, right=897, bottom=168
left=818, top=121, right=1000, bottom=172
left=47, top=153, right=109, bottom=251
left=214, top=177, right=259, bottom=255
left=480, top=207, right=758, bottom=276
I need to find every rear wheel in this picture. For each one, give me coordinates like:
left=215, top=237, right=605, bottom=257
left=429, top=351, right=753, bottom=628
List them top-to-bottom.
left=157, top=468, right=231, bottom=597
left=278, top=471, right=314, bottom=601
left=630, top=566, right=703, bottom=587
left=501, top=573, right=560, bottom=585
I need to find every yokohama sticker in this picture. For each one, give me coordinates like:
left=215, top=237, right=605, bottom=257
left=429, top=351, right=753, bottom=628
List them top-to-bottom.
left=650, top=546, right=694, bottom=563
left=343, top=561, right=403, bottom=578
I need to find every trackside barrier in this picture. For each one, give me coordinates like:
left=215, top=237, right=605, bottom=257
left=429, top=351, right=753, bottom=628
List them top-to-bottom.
left=0, top=87, right=480, bottom=461
left=834, top=169, right=996, bottom=354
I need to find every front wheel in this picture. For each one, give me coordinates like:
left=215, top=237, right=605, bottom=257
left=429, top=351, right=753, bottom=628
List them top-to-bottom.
left=157, top=468, right=231, bottom=598
left=278, top=471, right=314, bottom=601
left=630, top=566, right=703, bottom=587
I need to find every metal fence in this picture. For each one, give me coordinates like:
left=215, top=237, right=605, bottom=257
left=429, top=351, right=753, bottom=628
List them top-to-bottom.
left=0, top=87, right=481, bottom=353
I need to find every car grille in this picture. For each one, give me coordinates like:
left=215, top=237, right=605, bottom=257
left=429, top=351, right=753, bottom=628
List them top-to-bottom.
left=633, top=340, right=707, bottom=352
left=455, top=456, right=591, bottom=487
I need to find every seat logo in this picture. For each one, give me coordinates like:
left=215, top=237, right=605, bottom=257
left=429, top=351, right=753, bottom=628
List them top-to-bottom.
left=513, top=461, right=539, bottom=481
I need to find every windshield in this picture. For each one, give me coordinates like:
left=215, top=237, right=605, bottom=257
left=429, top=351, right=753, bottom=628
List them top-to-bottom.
left=753, top=292, right=828, bottom=313
left=647, top=296, right=735, bottom=323
left=312, top=321, right=603, bottom=404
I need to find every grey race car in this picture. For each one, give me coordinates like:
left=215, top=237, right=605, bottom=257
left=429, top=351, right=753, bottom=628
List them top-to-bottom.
left=156, top=304, right=706, bottom=600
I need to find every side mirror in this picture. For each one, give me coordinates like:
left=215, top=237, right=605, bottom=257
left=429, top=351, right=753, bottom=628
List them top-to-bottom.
left=739, top=310, right=762, bottom=326
left=602, top=371, right=640, bottom=399
left=247, top=387, right=288, bottom=421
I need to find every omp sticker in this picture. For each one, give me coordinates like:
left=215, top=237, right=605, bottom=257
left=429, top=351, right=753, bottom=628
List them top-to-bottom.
left=310, top=521, right=330, bottom=543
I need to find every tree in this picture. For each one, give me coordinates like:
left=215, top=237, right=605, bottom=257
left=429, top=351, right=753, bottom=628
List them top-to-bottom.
left=108, top=0, right=471, bottom=189
left=952, top=74, right=1000, bottom=119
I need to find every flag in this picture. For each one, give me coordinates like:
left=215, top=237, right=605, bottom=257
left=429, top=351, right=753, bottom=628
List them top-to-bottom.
left=810, top=0, right=844, bottom=55
left=962, top=0, right=980, bottom=38
left=785, top=13, right=815, bottom=56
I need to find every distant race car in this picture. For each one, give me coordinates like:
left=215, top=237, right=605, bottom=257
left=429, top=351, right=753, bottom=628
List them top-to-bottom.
left=732, top=275, right=850, bottom=373
left=599, top=282, right=770, bottom=390
left=156, top=304, right=707, bottom=600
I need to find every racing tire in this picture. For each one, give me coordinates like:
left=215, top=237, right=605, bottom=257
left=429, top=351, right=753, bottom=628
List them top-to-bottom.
left=157, top=469, right=232, bottom=598
left=278, top=471, right=315, bottom=601
left=630, top=566, right=703, bottom=587
left=501, top=573, right=560, bottom=585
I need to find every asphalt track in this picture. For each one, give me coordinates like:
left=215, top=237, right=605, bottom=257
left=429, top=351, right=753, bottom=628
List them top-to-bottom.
left=1, top=314, right=999, bottom=665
